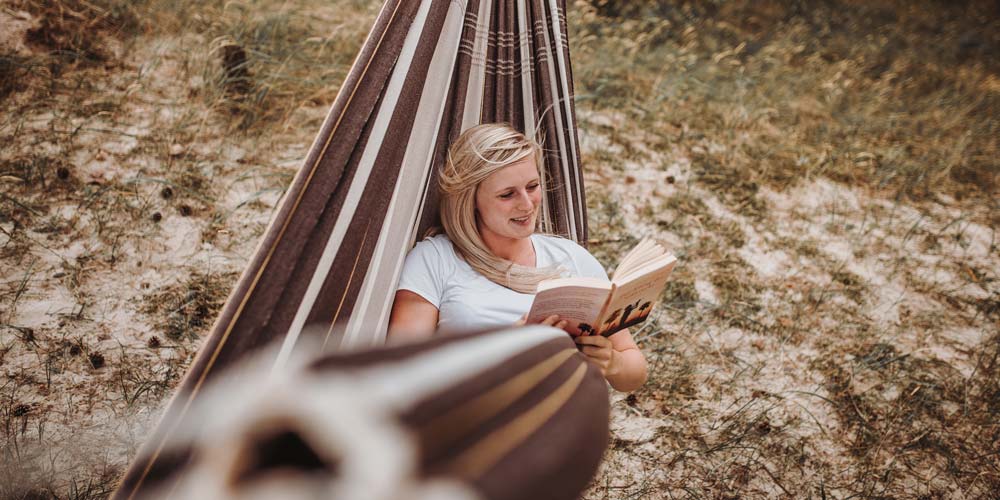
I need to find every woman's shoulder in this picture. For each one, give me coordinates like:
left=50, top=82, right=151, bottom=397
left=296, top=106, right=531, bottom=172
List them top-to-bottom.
left=414, top=232, right=453, bottom=249
left=409, top=233, right=460, bottom=263
left=532, top=233, right=590, bottom=258
left=533, top=233, right=608, bottom=279
left=400, top=234, right=463, bottom=291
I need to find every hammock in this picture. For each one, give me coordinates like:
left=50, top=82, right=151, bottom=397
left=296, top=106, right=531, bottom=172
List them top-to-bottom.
left=115, top=0, right=592, bottom=497
left=121, top=327, right=610, bottom=500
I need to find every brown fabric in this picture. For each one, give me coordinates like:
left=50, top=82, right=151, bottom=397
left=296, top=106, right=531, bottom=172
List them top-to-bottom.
left=114, top=1, right=590, bottom=498
left=122, top=328, right=609, bottom=500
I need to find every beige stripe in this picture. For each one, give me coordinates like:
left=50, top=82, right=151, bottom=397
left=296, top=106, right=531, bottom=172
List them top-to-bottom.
left=276, top=0, right=436, bottom=358
left=343, top=0, right=471, bottom=349
left=461, top=0, right=493, bottom=129
left=516, top=0, right=553, bottom=234
left=537, top=0, right=576, bottom=240
left=546, top=0, right=583, bottom=241
left=120, top=2, right=407, bottom=498
left=455, top=55, right=525, bottom=70
left=320, top=221, right=371, bottom=351
left=350, top=326, right=566, bottom=409
left=419, top=348, right=575, bottom=448
left=447, top=362, right=588, bottom=478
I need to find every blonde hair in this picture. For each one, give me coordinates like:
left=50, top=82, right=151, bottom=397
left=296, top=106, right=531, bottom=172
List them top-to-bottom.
left=438, top=123, right=563, bottom=293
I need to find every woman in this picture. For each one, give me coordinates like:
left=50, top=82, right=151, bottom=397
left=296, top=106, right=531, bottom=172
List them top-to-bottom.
left=387, top=124, right=647, bottom=392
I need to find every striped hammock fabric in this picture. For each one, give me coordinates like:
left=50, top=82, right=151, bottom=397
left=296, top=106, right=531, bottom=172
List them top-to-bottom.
left=114, top=0, right=591, bottom=497
left=120, top=327, right=610, bottom=500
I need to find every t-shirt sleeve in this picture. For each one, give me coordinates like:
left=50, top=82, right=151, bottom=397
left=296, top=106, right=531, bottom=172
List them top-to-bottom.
left=397, top=238, right=446, bottom=307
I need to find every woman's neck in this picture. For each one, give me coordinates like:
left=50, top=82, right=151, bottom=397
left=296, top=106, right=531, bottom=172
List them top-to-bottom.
left=480, top=231, right=535, bottom=267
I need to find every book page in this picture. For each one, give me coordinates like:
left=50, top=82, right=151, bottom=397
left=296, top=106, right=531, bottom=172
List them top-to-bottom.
left=614, top=238, right=655, bottom=278
left=616, top=253, right=675, bottom=284
left=596, top=256, right=676, bottom=336
left=526, top=284, right=610, bottom=336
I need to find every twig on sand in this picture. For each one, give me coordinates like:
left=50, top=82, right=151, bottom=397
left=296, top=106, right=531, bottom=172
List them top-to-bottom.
left=1, top=193, right=42, bottom=215
left=7, top=258, right=37, bottom=320
left=759, top=463, right=793, bottom=497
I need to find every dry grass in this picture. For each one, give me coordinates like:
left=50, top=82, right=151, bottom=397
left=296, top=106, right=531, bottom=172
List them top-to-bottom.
left=1, top=0, right=377, bottom=496
left=574, top=0, right=999, bottom=204
left=575, top=1, right=999, bottom=498
left=140, top=270, right=235, bottom=341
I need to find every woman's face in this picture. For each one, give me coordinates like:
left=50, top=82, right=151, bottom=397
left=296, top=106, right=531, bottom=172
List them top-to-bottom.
left=474, top=156, right=541, bottom=243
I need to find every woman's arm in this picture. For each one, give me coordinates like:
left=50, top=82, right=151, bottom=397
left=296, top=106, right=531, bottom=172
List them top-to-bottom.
left=387, top=290, right=439, bottom=343
left=574, top=329, right=648, bottom=392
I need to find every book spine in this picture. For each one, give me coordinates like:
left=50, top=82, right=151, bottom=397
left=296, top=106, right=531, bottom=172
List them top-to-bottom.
left=593, top=284, right=616, bottom=336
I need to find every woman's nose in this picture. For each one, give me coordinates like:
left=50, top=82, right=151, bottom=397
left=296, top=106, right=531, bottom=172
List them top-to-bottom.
left=516, top=190, right=534, bottom=209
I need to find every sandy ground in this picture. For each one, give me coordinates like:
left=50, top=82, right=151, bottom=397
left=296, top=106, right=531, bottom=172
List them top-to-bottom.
left=1, top=16, right=327, bottom=492
left=576, top=109, right=998, bottom=498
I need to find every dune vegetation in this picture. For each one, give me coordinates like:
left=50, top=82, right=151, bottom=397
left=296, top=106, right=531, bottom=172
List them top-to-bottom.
left=1, top=0, right=997, bottom=498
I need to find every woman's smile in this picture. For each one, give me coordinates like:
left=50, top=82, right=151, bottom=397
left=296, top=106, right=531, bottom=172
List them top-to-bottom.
left=510, top=212, right=534, bottom=226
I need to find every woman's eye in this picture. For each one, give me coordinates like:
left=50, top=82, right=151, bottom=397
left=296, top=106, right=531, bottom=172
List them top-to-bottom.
left=527, top=183, right=539, bottom=191
left=499, top=192, right=514, bottom=199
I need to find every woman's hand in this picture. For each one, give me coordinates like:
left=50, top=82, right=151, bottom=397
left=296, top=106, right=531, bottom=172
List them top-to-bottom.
left=516, top=314, right=568, bottom=330
left=540, top=314, right=568, bottom=330
left=574, top=335, right=618, bottom=377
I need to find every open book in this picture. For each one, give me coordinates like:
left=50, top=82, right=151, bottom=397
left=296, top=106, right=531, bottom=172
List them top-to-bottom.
left=526, top=239, right=677, bottom=337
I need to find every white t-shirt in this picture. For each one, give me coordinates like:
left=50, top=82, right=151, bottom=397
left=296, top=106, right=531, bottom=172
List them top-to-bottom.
left=397, top=233, right=609, bottom=334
